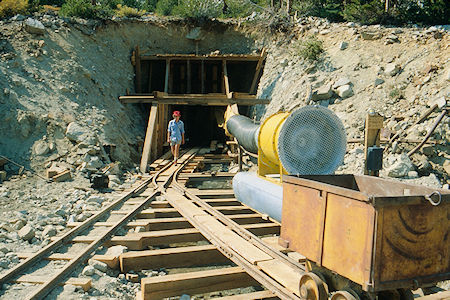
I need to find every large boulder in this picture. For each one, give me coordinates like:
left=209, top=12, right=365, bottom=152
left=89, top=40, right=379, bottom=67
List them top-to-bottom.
left=24, top=18, right=45, bottom=35
left=385, top=63, right=401, bottom=76
left=312, top=84, right=333, bottom=101
left=66, top=122, right=88, bottom=143
left=386, top=154, right=414, bottom=178
left=18, top=225, right=35, bottom=241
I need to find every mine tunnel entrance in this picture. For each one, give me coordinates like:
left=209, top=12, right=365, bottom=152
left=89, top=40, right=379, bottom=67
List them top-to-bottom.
left=119, top=49, right=269, bottom=172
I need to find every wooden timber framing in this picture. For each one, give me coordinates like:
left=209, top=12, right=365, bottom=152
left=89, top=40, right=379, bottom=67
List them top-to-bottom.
left=125, top=48, right=268, bottom=105
left=119, top=92, right=269, bottom=106
left=139, top=103, right=158, bottom=173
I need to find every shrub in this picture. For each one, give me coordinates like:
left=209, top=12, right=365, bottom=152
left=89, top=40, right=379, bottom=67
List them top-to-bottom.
left=0, top=0, right=28, bottom=19
left=60, top=0, right=114, bottom=19
left=155, top=0, right=177, bottom=15
left=172, top=0, right=222, bottom=19
left=293, top=0, right=343, bottom=22
left=342, top=0, right=385, bottom=25
left=115, top=4, right=145, bottom=17
left=296, top=36, right=324, bottom=61
left=389, top=87, right=404, bottom=100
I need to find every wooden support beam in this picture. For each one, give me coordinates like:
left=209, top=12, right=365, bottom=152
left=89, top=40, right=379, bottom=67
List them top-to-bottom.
left=135, top=45, right=142, bottom=93
left=249, top=49, right=267, bottom=94
left=140, top=54, right=261, bottom=61
left=164, top=59, right=170, bottom=94
left=186, top=59, right=191, bottom=93
left=223, top=60, right=231, bottom=98
left=118, top=94, right=269, bottom=106
left=139, top=103, right=158, bottom=173
left=364, top=112, right=383, bottom=176
left=136, top=208, right=181, bottom=219
left=109, top=228, right=204, bottom=250
left=120, top=244, right=229, bottom=272
left=16, top=253, right=75, bottom=261
left=92, top=254, right=119, bottom=269
left=257, top=259, right=302, bottom=296
left=140, top=267, right=258, bottom=300
left=14, top=276, right=91, bottom=292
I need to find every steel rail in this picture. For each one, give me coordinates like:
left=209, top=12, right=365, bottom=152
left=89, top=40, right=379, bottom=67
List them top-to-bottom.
left=24, top=152, right=189, bottom=299
left=165, top=153, right=302, bottom=300
left=172, top=163, right=306, bottom=273
left=0, top=175, right=153, bottom=287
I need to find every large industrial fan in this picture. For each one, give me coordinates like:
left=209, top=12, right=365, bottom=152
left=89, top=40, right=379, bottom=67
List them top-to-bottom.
left=224, top=105, right=347, bottom=221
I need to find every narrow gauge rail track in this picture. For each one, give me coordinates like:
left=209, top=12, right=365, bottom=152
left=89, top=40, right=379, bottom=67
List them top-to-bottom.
left=0, top=148, right=449, bottom=300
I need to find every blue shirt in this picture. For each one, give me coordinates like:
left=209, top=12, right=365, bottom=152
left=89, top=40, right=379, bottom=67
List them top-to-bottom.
left=168, top=119, right=185, bottom=142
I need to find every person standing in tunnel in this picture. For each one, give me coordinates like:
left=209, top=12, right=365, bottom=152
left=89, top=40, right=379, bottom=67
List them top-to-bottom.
left=167, top=111, right=185, bottom=164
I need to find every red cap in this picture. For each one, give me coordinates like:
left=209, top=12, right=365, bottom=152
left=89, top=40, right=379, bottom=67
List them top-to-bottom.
left=173, top=111, right=181, bottom=117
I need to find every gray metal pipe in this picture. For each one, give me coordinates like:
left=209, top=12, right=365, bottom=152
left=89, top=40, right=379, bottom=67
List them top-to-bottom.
left=226, top=115, right=259, bottom=154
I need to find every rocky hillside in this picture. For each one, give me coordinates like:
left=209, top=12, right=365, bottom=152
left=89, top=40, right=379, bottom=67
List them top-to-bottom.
left=255, top=17, right=449, bottom=187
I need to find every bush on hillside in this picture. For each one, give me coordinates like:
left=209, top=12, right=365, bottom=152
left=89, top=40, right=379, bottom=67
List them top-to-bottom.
left=0, top=0, right=28, bottom=19
left=59, top=0, right=114, bottom=18
left=155, top=0, right=177, bottom=15
left=173, top=0, right=222, bottom=19
left=293, top=0, right=343, bottom=22
left=342, top=0, right=385, bottom=25
left=115, top=3, right=145, bottom=17
left=296, top=36, right=324, bottom=61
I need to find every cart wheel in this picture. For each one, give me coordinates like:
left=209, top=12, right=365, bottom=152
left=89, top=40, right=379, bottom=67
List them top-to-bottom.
left=299, top=272, right=328, bottom=300
left=330, top=290, right=360, bottom=300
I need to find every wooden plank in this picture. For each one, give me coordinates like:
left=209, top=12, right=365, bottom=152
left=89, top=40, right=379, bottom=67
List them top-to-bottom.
left=250, top=49, right=267, bottom=94
left=141, top=54, right=261, bottom=61
left=164, top=59, right=170, bottom=93
left=187, top=59, right=191, bottom=93
left=223, top=60, right=231, bottom=98
left=118, top=95, right=269, bottom=106
left=139, top=103, right=158, bottom=173
left=364, top=113, right=383, bottom=176
left=150, top=201, right=171, bottom=208
left=137, top=208, right=180, bottom=219
left=194, top=215, right=273, bottom=265
left=109, top=228, right=204, bottom=250
left=261, top=236, right=289, bottom=253
left=120, top=244, right=229, bottom=272
left=287, top=251, right=306, bottom=263
left=15, top=253, right=75, bottom=261
left=91, top=254, right=119, bottom=269
left=257, top=259, right=302, bottom=296
left=141, top=267, right=258, bottom=299
left=14, top=276, right=91, bottom=292
left=213, top=290, right=277, bottom=300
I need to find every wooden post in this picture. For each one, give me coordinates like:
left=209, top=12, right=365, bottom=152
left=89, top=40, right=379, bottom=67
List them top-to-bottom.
left=135, top=46, right=142, bottom=93
left=249, top=49, right=267, bottom=94
left=164, top=59, right=170, bottom=94
left=186, top=60, right=191, bottom=94
left=223, top=60, right=231, bottom=98
left=140, top=104, right=158, bottom=173
left=364, top=112, right=383, bottom=176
